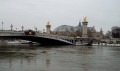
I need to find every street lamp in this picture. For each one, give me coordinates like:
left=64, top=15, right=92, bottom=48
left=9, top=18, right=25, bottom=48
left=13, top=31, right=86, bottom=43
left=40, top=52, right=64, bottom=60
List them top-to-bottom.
left=2, top=22, right=3, bottom=31
left=10, top=24, right=13, bottom=30
left=21, top=26, right=24, bottom=31
left=34, top=27, right=37, bottom=32
left=43, top=29, right=45, bottom=33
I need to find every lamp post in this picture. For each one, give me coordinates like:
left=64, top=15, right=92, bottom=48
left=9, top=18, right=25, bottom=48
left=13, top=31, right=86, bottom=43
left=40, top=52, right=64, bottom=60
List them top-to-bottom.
left=2, top=22, right=3, bottom=31
left=10, top=24, right=13, bottom=31
left=21, top=26, right=24, bottom=31
left=34, top=27, right=37, bottom=32
left=43, top=29, right=45, bottom=33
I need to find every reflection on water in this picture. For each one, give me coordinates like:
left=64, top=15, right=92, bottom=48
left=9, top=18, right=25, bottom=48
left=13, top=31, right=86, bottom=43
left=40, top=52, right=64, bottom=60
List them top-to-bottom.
left=0, top=45, right=120, bottom=71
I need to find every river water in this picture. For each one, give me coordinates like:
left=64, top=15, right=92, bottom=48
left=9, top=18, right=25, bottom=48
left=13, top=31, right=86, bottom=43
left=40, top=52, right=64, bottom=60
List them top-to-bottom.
left=0, top=44, right=120, bottom=71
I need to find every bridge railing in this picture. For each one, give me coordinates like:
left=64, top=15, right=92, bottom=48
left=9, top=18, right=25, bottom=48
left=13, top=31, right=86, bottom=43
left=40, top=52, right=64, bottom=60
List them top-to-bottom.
left=0, top=30, right=25, bottom=36
left=0, top=30, right=75, bottom=44
left=0, top=30, right=74, bottom=40
left=36, top=33, right=75, bottom=44
left=37, top=33, right=74, bottom=40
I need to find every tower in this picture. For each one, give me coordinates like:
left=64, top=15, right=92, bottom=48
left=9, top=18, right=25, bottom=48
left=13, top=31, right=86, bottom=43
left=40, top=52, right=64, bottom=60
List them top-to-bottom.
left=82, top=17, right=88, bottom=38
left=46, top=21, right=51, bottom=34
left=78, top=21, right=82, bottom=27
left=100, top=28, right=103, bottom=39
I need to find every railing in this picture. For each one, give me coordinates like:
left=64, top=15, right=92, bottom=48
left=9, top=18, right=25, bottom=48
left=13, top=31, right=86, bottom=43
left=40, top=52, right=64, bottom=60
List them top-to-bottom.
left=0, top=30, right=75, bottom=44
left=0, top=31, right=25, bottom=36
left=36, top=33, right=75, bottom=42
left=36, top=33, right=75, bottom=44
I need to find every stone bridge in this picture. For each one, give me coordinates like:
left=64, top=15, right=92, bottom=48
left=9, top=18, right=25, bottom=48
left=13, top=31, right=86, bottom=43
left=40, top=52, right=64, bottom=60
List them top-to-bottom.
left=0, top=30, right=75, bottom=45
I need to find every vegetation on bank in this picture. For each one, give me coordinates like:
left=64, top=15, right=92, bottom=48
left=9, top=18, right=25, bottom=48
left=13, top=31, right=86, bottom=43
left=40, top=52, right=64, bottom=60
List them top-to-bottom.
left=106, top=26, right=120, bottom=38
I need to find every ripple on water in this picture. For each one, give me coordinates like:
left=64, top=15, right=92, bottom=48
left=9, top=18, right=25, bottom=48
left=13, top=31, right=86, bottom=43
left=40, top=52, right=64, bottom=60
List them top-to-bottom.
left=0, top=45, right=120, bottom=71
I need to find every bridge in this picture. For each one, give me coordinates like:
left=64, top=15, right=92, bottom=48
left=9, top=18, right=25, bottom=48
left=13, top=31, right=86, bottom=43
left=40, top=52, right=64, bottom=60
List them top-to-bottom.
left=0, top=30, right=75, bottom=45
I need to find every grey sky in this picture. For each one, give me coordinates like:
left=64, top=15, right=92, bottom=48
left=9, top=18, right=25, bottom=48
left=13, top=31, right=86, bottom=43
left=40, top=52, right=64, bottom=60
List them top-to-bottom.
left=0, top=0, right=120, bottom=33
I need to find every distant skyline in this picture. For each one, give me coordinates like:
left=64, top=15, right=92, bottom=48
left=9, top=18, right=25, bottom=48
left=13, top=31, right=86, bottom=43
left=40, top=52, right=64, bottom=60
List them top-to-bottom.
left=0, top=0, right=120, bottom=34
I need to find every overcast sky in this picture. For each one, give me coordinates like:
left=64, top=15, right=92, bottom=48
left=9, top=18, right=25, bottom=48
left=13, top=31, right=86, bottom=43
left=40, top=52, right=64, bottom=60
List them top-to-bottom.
left=0, top=0, right=120, bottom=33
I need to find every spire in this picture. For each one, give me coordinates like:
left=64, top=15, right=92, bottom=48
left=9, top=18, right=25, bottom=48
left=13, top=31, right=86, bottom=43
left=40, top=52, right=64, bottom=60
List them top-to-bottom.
left=78, top=21, right=82, bottom=27
left=100, top=28, right=103, bottom=32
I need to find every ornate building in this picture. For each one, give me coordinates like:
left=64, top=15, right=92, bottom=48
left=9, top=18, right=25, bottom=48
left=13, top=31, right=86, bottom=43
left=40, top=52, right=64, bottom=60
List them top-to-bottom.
left=49, top=17, right=103, bottom=40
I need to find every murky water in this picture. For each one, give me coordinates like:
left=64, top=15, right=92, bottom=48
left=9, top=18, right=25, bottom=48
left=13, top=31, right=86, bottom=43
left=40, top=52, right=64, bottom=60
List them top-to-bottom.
left=0, top=44, right=120, bottom=71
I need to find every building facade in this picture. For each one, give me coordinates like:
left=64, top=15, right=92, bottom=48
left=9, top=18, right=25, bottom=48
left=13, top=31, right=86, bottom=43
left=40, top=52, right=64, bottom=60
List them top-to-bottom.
left=47, top=18, right=103, bottom=40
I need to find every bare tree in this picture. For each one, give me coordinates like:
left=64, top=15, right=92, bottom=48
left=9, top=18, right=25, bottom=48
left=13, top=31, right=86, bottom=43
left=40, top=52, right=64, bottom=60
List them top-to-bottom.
left=112, top=26, right=120, bottom=38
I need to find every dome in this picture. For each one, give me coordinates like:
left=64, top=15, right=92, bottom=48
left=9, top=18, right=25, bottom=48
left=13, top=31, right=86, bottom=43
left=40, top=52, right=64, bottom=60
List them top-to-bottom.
left=54, top=22, right=84, bottom=32
left=54, top=24, right=83, bottom=32
left=54, top=25, right=75, bottom=32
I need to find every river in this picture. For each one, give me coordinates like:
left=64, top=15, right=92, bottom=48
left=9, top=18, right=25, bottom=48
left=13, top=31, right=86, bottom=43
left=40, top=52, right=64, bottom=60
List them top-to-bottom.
left=0, top=44, right=120, bottom=71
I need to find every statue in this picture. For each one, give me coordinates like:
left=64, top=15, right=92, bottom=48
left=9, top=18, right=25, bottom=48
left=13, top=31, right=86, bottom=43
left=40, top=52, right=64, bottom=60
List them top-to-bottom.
left=83, top=17, right=87, bottom=22
left=47, top=21, right=50, bottom=25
